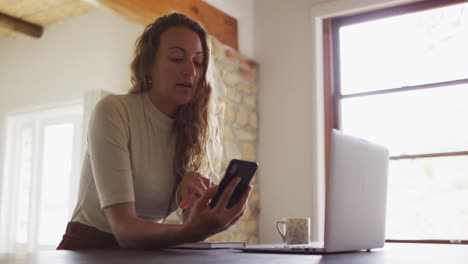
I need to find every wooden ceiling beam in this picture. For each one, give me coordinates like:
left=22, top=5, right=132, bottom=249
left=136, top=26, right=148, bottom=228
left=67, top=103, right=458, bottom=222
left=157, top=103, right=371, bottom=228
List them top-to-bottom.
left=97, top=0, right=238, bottom=50
left=0, top=11, right=43, bottom=38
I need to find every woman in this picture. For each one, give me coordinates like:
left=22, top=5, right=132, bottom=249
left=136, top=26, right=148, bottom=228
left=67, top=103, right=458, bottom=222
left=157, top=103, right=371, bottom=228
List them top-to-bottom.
left=57, top=12, right=252, bottom=250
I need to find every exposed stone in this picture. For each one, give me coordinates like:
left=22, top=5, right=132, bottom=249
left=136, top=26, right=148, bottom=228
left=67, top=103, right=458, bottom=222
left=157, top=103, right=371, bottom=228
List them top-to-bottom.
left=210, top=36, right=259, bottom=244
left=225, top=49, right=238, bottom=60
left=240, top=57, right=257, bottom=70
left=239, top=68, right=256, bottom=81
left=224, top=72, right=240, bottom=86
left=239, top=84, right=253, bottom=95
left=228, top=90, right=241, bottom=104
left=243, top=95, right=255, bottom=108
left=224, top=105, right=236, bottom=122
left=236, top=108, right=249, bottom=127
left=249, top=113, right=258, bottom=128
left=223, top=126, right=234, bottom=141
left=234, top=129, right=256, bottom=141
left=224, top=142, right=241, bottom=160
left=242, top=143, right=256, bottom=161
left=250, top=175, right=258, bottom=184
left=250, top=188, right=260, bottom=206
left=243, top=205, right=252, bottom=219
left=243, top=220, right=257, bottom=233
left=231, top=232, right=248, bottom=243
left=206, top=234, right=224, bottom=242
left=247, top=236, right=258, bottom=245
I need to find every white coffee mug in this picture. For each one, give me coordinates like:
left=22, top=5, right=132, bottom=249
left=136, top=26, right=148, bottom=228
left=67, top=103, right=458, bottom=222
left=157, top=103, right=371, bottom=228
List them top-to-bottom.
left=275, top=218, right=310, bottom=245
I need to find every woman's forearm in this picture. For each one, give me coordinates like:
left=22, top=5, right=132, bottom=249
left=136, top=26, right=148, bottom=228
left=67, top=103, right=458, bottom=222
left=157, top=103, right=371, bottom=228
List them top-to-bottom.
left=104, top=203, right=200, bottom=249
left=111, top=216, right=194, bottom=249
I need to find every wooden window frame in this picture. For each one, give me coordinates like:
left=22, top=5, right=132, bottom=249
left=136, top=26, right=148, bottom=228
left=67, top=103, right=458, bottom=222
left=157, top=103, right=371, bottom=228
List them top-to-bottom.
left=323, top=0, right=468, bottom=244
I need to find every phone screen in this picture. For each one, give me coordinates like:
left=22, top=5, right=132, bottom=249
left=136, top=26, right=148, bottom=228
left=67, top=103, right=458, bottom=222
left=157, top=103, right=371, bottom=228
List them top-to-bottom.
left=209, top=159, right=258, bottom=208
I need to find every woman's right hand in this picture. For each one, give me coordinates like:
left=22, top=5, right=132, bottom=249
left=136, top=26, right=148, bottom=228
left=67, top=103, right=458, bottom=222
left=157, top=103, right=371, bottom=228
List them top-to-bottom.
left=178, top=172, right=215, bottom=210
left=182, top=177, right=252, bottom=242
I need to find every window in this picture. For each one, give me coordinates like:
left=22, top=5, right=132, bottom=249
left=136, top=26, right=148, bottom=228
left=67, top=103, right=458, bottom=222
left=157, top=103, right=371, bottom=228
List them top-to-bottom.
left=324, top=0, right=468, bottom=242
left=0, top=102, right=83, bottom=252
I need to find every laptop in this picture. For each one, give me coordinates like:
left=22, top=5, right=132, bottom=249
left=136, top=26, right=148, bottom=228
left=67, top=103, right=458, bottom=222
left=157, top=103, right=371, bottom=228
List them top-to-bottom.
left=241, top=129, right=389, bottom=254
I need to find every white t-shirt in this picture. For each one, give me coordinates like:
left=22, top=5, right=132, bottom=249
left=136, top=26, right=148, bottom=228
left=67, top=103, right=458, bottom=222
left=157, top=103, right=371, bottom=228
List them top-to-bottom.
left=71, top=92, right=177, bottom=233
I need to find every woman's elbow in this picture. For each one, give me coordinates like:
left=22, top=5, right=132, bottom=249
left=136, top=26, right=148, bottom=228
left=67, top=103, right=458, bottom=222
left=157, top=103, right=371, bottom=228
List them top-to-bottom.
left=111, top=223, right=140, bottom=249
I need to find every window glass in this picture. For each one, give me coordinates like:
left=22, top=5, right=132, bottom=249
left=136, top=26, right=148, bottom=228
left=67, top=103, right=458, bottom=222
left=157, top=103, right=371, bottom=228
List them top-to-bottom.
left=339, top=3, right=468, bottom=95
left=341, top=84, right=468, bottom=156
left=37, top=123, right=74, bottom=246
left=15, top=128, right=33, bottom=245
left=387, top=156, right=468, bottom=240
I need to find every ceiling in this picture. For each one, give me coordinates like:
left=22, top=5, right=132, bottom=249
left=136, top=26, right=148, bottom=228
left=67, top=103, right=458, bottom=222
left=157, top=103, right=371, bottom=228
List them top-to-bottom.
left=0, top=0, right=94, bottom=39
left=0, top=0, right=238, bottom=49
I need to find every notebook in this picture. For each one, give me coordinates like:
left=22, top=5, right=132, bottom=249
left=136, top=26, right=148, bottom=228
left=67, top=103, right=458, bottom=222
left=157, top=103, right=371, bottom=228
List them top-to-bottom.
left=241, top=129, right=389, bottom=254
left=174, top=241, right=245, bottom=249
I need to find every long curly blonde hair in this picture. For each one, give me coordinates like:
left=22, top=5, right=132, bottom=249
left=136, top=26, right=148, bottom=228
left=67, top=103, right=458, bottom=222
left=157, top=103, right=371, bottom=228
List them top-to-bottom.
left=129, top=13, right=223, bottom=215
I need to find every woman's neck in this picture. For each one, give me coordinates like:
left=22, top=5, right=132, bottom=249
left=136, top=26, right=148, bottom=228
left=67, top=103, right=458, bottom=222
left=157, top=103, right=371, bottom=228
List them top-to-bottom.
left=147, top=91, right=178, bottom=118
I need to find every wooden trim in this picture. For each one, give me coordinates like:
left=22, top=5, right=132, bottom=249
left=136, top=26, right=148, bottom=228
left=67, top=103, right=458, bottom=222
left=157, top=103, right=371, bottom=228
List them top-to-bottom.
left=97, top=0, right=238, bottom=50
left=333, top=0, right=468, bottom=28
left=0, top=11, right=43, bottom=38
left=322, top=18, right=335, bottom=243
left=323, top=18, right=334, bottom=183
left=330, top=19, right=341, bottom=130
left=340, top=78, right=468, bottom=99
left=390, top=151, right=468, bottom=160
left=387, top=239, right=468, bottom=244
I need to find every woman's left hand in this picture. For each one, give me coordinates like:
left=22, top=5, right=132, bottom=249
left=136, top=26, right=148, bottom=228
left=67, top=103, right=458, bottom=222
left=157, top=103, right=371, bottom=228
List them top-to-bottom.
left=178, top=172, right=216, bottom=210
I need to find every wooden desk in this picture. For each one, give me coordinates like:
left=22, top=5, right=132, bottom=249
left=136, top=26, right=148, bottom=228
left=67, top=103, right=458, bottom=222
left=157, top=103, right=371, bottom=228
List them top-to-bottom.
left=1, top=243, right=467, bottom=264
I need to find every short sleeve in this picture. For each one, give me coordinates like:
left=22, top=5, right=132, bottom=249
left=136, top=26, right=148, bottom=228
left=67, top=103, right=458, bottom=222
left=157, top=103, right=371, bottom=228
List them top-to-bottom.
left=88, top=95, right=135, bottom=208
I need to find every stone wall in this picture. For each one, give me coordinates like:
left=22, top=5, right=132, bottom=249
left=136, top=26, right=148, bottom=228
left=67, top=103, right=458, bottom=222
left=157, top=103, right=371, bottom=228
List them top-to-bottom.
left=207, top=37, right=260, bottom=244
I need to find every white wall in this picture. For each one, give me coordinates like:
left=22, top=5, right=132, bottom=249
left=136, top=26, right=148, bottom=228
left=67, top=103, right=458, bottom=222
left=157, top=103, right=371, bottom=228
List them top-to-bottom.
left=204, top=0, right=255, bottom=58
left=253, top=0, right=414, bottom=243
left=0, top=8, right=143, bottom=205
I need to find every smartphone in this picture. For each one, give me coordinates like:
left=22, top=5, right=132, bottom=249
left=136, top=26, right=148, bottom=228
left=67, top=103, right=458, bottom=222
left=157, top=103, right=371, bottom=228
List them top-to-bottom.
left=209, top=159, right=258, bottom=208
